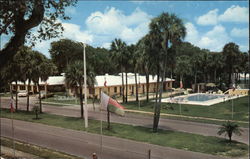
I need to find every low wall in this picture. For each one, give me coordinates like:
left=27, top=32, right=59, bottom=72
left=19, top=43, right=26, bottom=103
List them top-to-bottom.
left=228, top=89, right=249, bottom=95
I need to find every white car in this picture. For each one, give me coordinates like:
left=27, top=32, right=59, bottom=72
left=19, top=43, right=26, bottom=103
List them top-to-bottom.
left=18, top=90, right=28, bottom=97
left=36, top=91, right=54, bottom=99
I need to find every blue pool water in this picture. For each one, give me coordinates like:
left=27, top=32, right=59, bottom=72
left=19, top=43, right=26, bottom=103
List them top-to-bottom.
left=187, top=94, right=225, bottom=102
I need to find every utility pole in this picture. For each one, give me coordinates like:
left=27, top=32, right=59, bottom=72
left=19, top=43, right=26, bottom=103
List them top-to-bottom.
left=83, top=43, right=88, bottom=128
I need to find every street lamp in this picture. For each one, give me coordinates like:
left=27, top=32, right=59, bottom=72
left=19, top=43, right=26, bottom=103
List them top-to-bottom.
left=82, top=43, right=88, bottom=128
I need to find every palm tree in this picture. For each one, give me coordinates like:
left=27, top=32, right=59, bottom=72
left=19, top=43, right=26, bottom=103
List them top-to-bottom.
left=149, top=13, right=186, bottom=132
left=136, top=34, right=154, bottom=102
left=110, top=39, right=127, bottom=102
left=222, top=43, right=241, bottom=88
left=130, top=44, right=139, bottom=101
left=15, top=46, right=34, bottom=112
left=3, top=51, right=26, bottom=111
left=32, top=51, right=57, bottom=113
left=175, top=55, right=192, bottom=88
left=38, top=59, right=57, bottom=113
left=65, top=61, right=95, bottom=118
left=217, top=121, right=243, bottom=142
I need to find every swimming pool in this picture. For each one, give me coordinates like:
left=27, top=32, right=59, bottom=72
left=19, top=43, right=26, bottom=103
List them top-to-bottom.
left=162, top=93, right=235, bottom=106
left=187, top=94, right=225, bottom=102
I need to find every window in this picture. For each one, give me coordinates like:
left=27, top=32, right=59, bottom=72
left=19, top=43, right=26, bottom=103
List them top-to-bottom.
left=20, top=86, right=25, bottom=90
left=114, top=87, right=117, bottom=93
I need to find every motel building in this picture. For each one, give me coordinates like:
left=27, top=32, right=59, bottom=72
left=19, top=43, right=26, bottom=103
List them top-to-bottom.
left=11, top=73, right=175, bottom=99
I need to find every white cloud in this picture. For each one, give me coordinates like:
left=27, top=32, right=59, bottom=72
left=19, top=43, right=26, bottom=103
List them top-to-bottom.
left=196, top=5, right=249, bottom=26
left=218, top=5, right=249, bottom=23
left=31, top=7, right=152, bottom=56
left=86, top=7, right=152, bottom=45
left=196, top=9, right=218, bottom=25
left=33, top=22, right=93, bottom=57
left=62, top=22, right=93, bottom=43
left=184, top=22, right=199, bottom=43
left=185, top=23, right=231, bottom=52
left=198, top=25, right=231, bottom=51
left=230, top=28, right=249, bottom=38
left=101, top=42, right=111, bottom=49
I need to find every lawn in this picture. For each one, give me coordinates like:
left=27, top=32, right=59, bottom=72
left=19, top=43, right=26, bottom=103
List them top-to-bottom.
left=42, top=96, right=98, bottom=106
left=123, top=96, right=249, bottom=122
left=1, top=108, right=249, bottom=158
left=1, top=137, right=83, bottom=159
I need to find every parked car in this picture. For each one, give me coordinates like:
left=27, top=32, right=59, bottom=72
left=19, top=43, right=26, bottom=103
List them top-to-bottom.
left=18, top=90, right=28, bottom=97
left=36, top=91, right=54, bottom=99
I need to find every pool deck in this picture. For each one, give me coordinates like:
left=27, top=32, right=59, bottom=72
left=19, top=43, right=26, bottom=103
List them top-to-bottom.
left=162, top=93, right=246, bottom=106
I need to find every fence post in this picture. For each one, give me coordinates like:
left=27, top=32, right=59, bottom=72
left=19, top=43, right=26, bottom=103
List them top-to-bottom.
left=148, top=149, right=151, bottom=159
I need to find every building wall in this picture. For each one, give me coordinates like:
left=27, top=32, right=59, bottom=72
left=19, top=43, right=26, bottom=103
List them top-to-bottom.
left=12, top=81, right=173, bottom=98
left=88, top=81, right=173, bottom=99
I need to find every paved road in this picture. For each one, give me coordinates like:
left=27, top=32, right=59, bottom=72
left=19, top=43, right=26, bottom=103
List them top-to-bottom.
left=1, top=97, right=248, bottom=145
left=1, top=118, right=231, bottom=159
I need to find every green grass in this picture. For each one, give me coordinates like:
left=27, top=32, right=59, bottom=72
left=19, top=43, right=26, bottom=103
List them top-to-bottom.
left=0, top=93, right=11, bottom=97
left=123, top=96, right=249, bottom=122
left=42, top=97, right=98, bottom=106
left=1, top=108, right=248, bottom=158
left=1, top=137, right=83, bottom=159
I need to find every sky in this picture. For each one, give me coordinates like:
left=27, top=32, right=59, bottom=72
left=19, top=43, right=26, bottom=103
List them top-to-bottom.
left=1, top=1, right=249, bottom=57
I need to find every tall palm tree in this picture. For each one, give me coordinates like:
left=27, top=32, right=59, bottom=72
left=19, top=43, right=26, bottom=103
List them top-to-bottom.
left=149, top=13, right=186, bottom=132
left=136, top=34, right=154, bottom=102
left=110, top=39, right=127, bottom=102
left=222, top=42, right=241, bottom=88
left=130, top=44, right=139, bottom=101
left=15, top=46, right=34, bottom=112
left=3, top=50, right=26, bottom=111
left=32, top=51, right=57, bottom=113
left=175, top=55, right=192, bottom=88
left=65, top=61, right=95, bottom=118
left=217, top=121, right=243, bottom=142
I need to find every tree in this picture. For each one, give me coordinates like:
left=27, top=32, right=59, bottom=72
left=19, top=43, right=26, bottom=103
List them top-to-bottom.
left=0, top=0, right=77, bottom=70
left=149, top=13, right=186, bottom=132
left=136, top=34, right=154, bottom=102
left=50, top=39, right=82, bottom=73
left=110, top=39, right=127, bottom=102
left=222, top=43, right=241, bottom=88
left=130, top=44, right=140, bottom=101
left=12, top=46, right=34, bottom=112
left=2, top=51, right=26, bottom=111
left=32, top=51, right=57, bottom=113
left=175, top=55, right=192, bottom=88
left=65, top=61, right=95, bottom=118
left=217, top=121, right=243, bottom=142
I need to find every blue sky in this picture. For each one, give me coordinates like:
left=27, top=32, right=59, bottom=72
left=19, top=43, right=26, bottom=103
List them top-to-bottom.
left=2, top=1, right=249, bottom=57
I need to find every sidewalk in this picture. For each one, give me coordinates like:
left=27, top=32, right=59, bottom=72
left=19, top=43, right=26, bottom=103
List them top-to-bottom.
left=0, top=146, right=38, bottom=159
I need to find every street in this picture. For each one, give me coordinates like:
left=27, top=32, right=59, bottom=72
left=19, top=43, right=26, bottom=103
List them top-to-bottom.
left=0, top=96, right=249, bottom=159
left=1, top=97, right=248, bottom=144
left=1, top=118, right=230, bottom=159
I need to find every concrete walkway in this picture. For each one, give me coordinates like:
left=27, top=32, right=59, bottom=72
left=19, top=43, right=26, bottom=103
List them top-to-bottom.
left=0, top=146, right=38, bottom=159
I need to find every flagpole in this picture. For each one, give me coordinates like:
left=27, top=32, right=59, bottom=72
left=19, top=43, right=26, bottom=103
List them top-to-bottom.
left=83, top=43, right=88, bottom=128
left=138, top=75, right=140, bottom=110
left=99, top=98, right=103, bottom=154
left=10, top=99, right=15, bottom=157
